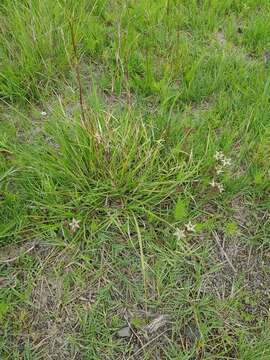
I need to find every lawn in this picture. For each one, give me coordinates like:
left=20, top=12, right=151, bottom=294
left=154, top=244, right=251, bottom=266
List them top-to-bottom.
left=0, top=0, right=270, bottom=359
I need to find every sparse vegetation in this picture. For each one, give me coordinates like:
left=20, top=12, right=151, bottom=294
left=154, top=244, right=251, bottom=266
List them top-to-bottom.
left=1, top=0, right=270, bottom=359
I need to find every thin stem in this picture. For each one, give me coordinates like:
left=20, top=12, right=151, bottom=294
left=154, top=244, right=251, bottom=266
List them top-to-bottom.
left=69, top=19, right=86, bottom=128
left=133, top=215, right=148, bottom=314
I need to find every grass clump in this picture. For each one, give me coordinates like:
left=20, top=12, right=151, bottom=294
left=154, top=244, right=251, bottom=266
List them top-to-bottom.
left=17, top=107, right=195, bottom=240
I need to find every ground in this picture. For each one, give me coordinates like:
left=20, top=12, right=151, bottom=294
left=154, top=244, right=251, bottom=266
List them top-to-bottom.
left=0, top=0, right=270, bottom=359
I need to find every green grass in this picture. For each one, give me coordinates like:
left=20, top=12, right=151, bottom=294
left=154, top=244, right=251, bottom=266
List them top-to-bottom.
left=1, top=0, right=270, bottom=359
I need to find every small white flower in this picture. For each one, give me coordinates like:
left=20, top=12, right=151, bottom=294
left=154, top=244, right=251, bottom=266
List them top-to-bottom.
left=41, top=111, right=47, bottom=116
left=214, top=151, right=224, bottom=161
left=221, top=157, right=232, bottom=167
left=216, top=166, right=224, bottom=175
left=210, top=179, right=224, bottom=193
left=217, top=183, right=224, bottom=193
left=69, top=218, right=80, bottom=232
left=185, top=221, right=196, bottom=233
left=174, top=228, right=186, bottom=240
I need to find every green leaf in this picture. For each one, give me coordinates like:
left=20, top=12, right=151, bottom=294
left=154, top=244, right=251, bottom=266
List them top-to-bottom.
left=174, top=198, right=188, bottom=220
left=91, top=220, right=98, bottom=232
left=224, top=221, right=238, bottom=235
left=0, top=303, right=9, bottom=321
left=131, top=317, right=146, bottom=329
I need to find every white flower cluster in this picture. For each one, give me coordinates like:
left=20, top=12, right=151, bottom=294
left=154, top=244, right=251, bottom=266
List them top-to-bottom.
left=174, top=151, right=232, bottom=241
left=210, top=151, right=232, bottom=193
left=214, top=151, right=232, bottom=169
left=209, top=178, right=224, bottom=193
left=174, top=221, right=196, bottom=240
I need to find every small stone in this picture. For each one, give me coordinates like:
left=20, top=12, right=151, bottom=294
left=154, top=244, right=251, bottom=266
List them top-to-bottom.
left=117, top=326, right=131, bottom=338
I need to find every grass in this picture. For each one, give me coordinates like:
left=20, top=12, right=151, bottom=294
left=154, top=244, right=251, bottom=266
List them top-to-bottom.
left=1, top=0, right=270, bottom=358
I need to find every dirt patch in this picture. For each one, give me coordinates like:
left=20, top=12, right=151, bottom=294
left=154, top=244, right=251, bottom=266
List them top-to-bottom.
left=214, top=27, right=270, bottom=67
left=214, top=29, right=257, bottom=63
left=215, top=30, right=227, bottom=46
left=183, top=97, right=214, bottom=119
left=200, top=195, right=270, bottom=321
left=231, top=195, right=251, bottom=226
left=202, top=230, right=270, bottom=317
left=0, top=239, right=37, bottom=264
left=0, top=242, right=85, bottom=359
left=27, top=275, right=80, bottom=359
left=115, top=309, right=172, bottom=359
